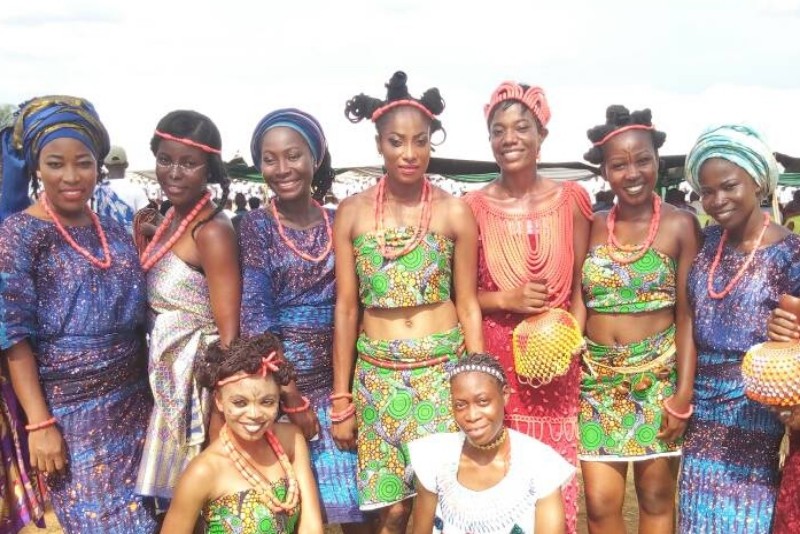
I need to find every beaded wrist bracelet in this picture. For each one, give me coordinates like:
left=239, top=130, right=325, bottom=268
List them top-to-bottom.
left=282, top=396, right=311, bottom=414
left=663, top=397, right=694, bottom=420
left=330, top=404, right=356, bottom=423
left=25, top=416, right=57, bottom=432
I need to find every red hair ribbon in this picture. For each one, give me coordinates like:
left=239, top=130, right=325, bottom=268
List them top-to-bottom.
left=484, top=82, right=551, bottom=128
left=371, top=99, right=435, bottom=122
left=592, top=124, right=655, bottom=147
left=154, top=130, right=222, bottom=155
left=216, top=351, right=282, bottom=388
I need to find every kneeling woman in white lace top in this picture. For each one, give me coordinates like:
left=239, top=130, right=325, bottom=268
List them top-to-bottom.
left=408, top=353, right=574, bottom=534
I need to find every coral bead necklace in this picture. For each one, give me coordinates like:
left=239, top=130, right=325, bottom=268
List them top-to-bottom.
left=375, top=175, right=432, bottom=260
left=139, top=191, right=212, bottom=271
left=40, top=192, right=112, bottom=269
left=606, top=194, right=661, bottom=265
left=271, top=198, right=332, bottom=263
left=707, top=212, right=770, bottom=299
left=220, top=425, right=300, bottom=513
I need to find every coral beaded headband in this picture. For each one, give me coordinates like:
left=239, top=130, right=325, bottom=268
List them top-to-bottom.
left=484, top=82, right=551, bottom=127
left=371, top=100, right=435, bottom=122
left=592, top=124, right=655, bottom=147
left=154, top=130, right=222, bottom=154
left=216, top=351, right=281, bottom=388
left=448, top=363, right=507, bottom=385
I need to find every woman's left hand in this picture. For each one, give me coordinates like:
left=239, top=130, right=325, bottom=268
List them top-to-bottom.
left=657, top=395, right=691, bottom=442
left=775, top=405, right=800, bottom=430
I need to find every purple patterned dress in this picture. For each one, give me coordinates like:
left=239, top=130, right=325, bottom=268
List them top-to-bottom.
left=240, top=208, right=364, bottom=524
left=0, top=212, right=156, bottom=533
left=679, top=227, right=800, bottom=533
left=0, top=273, right=45, bottom=533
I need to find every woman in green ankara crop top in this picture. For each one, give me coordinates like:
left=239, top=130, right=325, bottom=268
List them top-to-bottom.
left=331, top=71, right=483, bottom=534
left=576, top=106, right=699, bottom=534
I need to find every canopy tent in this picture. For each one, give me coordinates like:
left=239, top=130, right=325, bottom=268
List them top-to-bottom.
left=130, top=153, right=800, bottom=199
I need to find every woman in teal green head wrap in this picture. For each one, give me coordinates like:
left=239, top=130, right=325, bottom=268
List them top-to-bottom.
left=679, top=124, right=800, bottom=532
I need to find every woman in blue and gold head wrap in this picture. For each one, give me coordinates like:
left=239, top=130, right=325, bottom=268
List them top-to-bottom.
left=0, top=96, right=157, bottom=533
left=238, top=108, right=368, bottom=529
left=678, top=125, right=800, bottom=533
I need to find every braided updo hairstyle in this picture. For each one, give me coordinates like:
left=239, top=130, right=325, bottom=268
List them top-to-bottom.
left=344, top=71, right=446, bottom=141
left=584, top=105, right=666, bottom=165
left=151, top=110, right=231, bottom=237
left=196, top=333, right=297, bottom=390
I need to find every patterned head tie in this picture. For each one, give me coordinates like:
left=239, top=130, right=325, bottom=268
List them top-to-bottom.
left=484, top=81, right=551, bottom=128
left=0, top=95, right=110, bottom=221
left=250, top=108, right=328, bottom=172
left=684, top=124, right=779, bottom=198
left=448, top=361, right=507, bottom=385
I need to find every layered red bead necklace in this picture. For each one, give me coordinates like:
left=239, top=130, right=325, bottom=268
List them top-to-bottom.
left=375, top=175, right=432, bottom=260
left=139, top=191, right=212, bottom=271
left=40, top=192, right=111, bottom=269
left=606, top=194, right=661, bottom=264
left=271, top=198, right=332, bottom=263
left=707, top=212, right=770, bottom=300
left=220, top=425, right=300, bottom=513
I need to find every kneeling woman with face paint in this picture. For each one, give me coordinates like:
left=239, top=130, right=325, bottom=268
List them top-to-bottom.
left=162, top=334, right=323, bottom=534
left=408, top=353, right=574, bottom=534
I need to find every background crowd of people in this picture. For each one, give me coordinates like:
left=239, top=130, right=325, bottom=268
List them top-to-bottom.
left=0, top=71, right=798, bottom=534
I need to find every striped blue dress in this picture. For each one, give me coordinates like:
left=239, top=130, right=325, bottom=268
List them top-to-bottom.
left=239, top=208, right=364, bottom=524
left=680, top=227, right=800, bottom=533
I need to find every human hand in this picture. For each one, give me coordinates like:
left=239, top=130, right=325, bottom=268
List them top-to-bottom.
left=503, top=281, right=549, bottom=315
left=768, top=308, right=800, bottom=342
left=657, top=395, right=691, bottom=442
left=330, top=405, right=357, bottom=451
left=775, top=405, right=800, bottom=430
left=28, top=425, right=67, bottom=475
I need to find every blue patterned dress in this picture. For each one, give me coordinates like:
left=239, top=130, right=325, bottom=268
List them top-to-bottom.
left=240, top=208, right=364, bottom=524
left=0, top=212, right=156, bottom=533
left=679, top=227, right=800, bottom=533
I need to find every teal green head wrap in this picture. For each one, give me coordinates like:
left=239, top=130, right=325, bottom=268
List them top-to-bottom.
left=684, top=124, right=779, bottom=198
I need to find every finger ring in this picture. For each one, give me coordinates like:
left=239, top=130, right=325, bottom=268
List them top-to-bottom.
left=780, top=410, right=792, bottom=419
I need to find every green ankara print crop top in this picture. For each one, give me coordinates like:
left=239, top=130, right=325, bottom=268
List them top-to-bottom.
left=353, top=227, right=454, bottom=309
left=582, top=245, right=676, bottom=314
left=202, top=485, right=300, bottom=534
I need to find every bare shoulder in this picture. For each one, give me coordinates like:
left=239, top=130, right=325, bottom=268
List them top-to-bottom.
left=660, top=203, right=699, bottom=232
left=195, top=212, right=236, bottom=245
left=272, top=422, right=302, bottom=459
left=180, top=446, right=222, bottom=488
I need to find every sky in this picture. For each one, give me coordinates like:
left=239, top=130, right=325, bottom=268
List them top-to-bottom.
left=2, top=0, right=800, bottom=173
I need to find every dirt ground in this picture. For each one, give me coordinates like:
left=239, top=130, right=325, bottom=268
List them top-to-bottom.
left=20, top=468, right=644, bottom=534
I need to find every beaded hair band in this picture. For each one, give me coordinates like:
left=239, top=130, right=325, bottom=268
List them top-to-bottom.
left=484, top=81, right=551, bottom=128
left=371, top=99, right=435, bottom=122
left=592, top=124, right=655, bottom=147
left=154, top=130, right=222, bottom=155
left=216, top=351, right=281, bottom=388
left=448, top=363, right=507, bottom=385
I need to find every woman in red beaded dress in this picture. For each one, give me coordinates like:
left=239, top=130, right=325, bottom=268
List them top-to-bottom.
left=464, top=82, right=592, bottom=533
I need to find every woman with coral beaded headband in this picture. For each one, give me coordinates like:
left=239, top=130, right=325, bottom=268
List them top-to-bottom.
left=334, top=71, right=483, bottom=532
left=463, top=80, right=592, bottom=533
left=577, top=104, right=699, bottom=534
left=136, top=110, right=243, bottom=506
left=162, top=333, right=325, bottom=534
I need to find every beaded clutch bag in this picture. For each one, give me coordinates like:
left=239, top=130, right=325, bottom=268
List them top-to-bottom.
left=742, top=294, right=800, bottom=407
left=512, top=309, right=583, bottom=386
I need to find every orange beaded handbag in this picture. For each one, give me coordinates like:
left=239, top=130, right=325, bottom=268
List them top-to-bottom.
left=742, top=294, right=800, bottom=406
left=511, top=309, right=583, bottom=387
